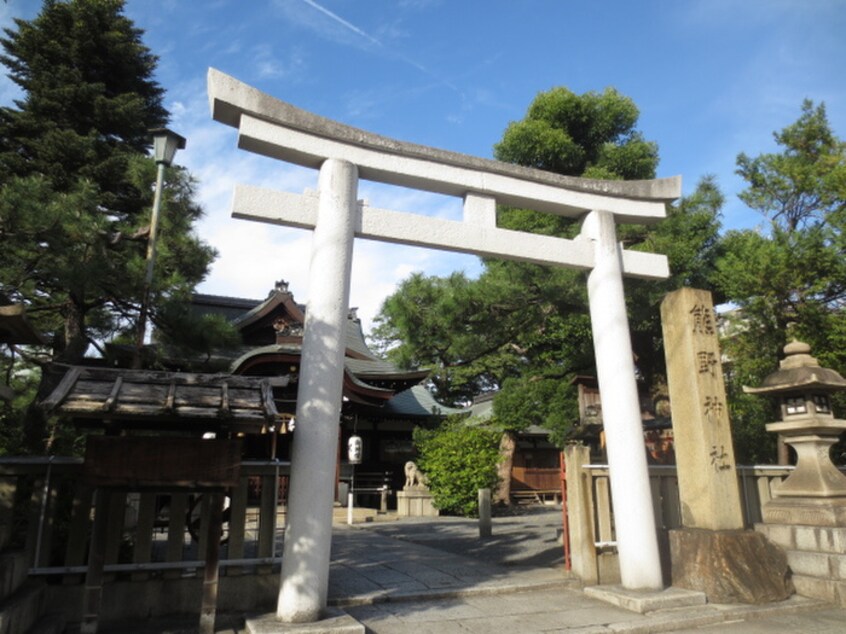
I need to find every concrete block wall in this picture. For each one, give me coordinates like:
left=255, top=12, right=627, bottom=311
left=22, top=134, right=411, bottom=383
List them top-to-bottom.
left=756, top=523, right=846, bottom=606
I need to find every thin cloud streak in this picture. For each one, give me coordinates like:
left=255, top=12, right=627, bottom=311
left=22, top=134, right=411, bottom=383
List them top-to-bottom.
left=297, top=0, right=462, bottom=97
left=300, top=0, right=382, bottom=48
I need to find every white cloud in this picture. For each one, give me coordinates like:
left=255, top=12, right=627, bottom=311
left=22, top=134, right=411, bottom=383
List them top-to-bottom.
left=251, top=44, right=306, bottom=81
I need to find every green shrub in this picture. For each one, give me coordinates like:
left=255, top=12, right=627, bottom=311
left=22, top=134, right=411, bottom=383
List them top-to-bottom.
left=413, top=417, right=501, bottom=517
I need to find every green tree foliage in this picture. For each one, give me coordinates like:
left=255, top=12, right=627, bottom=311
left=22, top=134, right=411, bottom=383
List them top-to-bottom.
left=0, top=0, right=166, bottom=216
left=0, top=1, right=226, bottom=452
left=373, top=87, right=722, bottom=453
left=495, top=87, right=657, bottom=180
left=717, top=100, right=846, bottom=462
left=413, top=418, right=501, bottom=517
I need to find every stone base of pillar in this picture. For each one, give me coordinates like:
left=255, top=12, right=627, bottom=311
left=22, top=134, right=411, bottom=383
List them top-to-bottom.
left=396, top=489, right=438, bottom=517
left=762, top=496, right=846, bottom=527
left=669, top=528, right=793, bottom=604
left=584, top=585, right=706, bottom=614
left=246, top=607, right=364, bottom=633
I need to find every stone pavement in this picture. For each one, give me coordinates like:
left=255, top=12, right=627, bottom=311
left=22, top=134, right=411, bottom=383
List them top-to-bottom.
left=102, top=507, right=846, bottom=633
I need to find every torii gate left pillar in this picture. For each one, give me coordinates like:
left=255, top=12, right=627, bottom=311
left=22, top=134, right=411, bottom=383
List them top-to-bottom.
left=208, top=68, right=680, bottom=624
left=276, top=159, right=357, bottom=621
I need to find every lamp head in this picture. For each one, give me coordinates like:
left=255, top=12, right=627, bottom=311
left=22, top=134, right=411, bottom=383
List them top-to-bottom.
left=150, top=128, right=186, bottom=166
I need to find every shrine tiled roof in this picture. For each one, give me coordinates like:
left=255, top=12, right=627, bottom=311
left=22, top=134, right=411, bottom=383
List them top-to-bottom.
left=354, top=385, right=465, bottom=419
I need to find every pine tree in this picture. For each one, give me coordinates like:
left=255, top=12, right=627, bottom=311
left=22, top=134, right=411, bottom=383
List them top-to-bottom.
left=0, top=1, right=220, bottom=452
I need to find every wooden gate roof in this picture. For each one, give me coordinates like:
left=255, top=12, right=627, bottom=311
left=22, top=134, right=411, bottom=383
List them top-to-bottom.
left=40, top=366, right=285, bottom=433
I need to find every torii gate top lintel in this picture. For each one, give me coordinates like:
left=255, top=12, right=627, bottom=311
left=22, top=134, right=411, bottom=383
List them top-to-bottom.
left=208, top=68, right=680, bottom=224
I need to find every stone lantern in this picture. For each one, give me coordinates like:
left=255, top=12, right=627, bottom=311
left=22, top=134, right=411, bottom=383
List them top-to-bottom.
left=743, top=340, right=846, bottom=526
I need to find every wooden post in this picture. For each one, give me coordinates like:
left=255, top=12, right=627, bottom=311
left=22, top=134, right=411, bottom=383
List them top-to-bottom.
left=564, top=444, right=598, bottom=585
left=257, top=474, right=276, bottom=575
left=226, top=477, right=249, bottom=576
left=63, top=482, right=94, bottom=585
left=478, top=488, right=492, bottom=539
left=80, top=489, right=113, bottom=634
left=200, top=491, right=224, bottom=634
left=131, top=492, right=157, bottom=581
left=164, top=493, right=188, bottom=580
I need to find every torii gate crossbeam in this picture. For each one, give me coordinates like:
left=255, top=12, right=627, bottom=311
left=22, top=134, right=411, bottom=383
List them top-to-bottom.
left=208, top=68, right=680, bottom=624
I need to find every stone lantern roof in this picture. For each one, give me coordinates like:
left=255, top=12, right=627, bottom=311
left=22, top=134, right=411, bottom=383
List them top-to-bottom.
left=743, top=340, right=846, bottom=395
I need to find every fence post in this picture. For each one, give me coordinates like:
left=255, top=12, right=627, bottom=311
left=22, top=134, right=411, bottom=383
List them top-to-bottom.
left=564, top=444, right=598, bottom=585
left=478, top=488, right=492, bottom=538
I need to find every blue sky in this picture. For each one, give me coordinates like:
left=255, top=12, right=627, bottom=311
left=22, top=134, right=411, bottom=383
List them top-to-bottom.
left=1, top=0, right=844, bottom=331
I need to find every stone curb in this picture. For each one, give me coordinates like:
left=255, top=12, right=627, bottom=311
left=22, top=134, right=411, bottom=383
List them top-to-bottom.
left=330, top=576, right=579, bottom=608
left=598, top=595, right=828, bottom=633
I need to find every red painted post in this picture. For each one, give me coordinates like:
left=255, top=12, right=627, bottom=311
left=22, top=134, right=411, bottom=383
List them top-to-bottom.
left=559, top=451, right=571, bottom=570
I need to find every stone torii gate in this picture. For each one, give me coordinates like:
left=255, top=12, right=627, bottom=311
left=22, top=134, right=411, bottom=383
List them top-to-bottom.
left=208, top=68, right=680, bottom=624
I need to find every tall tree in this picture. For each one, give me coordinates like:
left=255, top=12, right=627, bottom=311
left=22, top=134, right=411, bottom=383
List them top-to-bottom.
left=0, top=1, right=220, bottom=452
left=373, top=87, right=723, bottom=500
left=717, top=100, right=846, bottom=462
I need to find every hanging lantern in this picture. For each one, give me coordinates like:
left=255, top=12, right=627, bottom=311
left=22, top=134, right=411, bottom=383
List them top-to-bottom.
left=347, top=435, right=363, bottom=464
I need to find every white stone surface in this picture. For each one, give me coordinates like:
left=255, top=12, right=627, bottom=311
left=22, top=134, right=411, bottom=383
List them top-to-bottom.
left=208, top=69, right=680, bottom=224
left=276, top=159, right=358, bottom=623
left=232, top=184, right=669, bottom=281
left=583, top=210, right=664, bottom=590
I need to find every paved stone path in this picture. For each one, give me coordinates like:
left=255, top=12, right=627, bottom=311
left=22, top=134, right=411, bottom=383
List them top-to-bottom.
left=103, top=507, right=846, bottom=633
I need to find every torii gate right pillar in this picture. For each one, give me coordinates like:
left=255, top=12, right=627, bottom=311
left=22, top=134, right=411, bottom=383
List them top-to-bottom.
left=584, top=210, right=664, bottom=589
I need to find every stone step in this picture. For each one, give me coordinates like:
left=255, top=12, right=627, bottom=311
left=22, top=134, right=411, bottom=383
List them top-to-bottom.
left=756, top=522, right=846, bottom=555
left=784, top=548, right=846, bottom=581
left=0, top=552, right=29, bottom=603
left=792, top=573, right=846, bottom=607
left=0, top=581, right=46, bottom=634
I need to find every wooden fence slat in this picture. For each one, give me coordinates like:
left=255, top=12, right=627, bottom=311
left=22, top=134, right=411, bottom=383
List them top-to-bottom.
left=257, top=474, right=276, bottom=575
left=649, top=475, right=664, bottom=529
left=661, top=475, right=682, bottom=529
left=0, top=476, right=18, bottom=550
left=25, top=476, right=44, bottom=566
left=225, top=476, right=249, bottom=576
left=595, top=476, right=613, bottom=542
left=37, top=480, right=58, bottom=568
left=63, top=481, right=94, bottom=585
left=103, top=490, right=127, bottom=583
left=130, top=492, right=158, bottom=581
left=165, top=493, right=188, bottom=579
left=196, top=494, right=211, bottom=558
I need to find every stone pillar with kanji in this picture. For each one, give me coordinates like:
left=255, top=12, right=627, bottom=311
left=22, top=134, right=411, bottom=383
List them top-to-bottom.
left=661, top=287, right=743, bottom=529
left=661, top=288, right=793, bottom=604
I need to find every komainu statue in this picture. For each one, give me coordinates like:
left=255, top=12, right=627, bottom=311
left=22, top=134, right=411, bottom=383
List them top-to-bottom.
left=403, top=461, right=428, bottom=490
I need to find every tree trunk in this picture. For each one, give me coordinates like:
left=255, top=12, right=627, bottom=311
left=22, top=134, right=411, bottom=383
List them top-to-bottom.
left=58, top=297, right=89, bottom=364
left=23, top=299, right=88, bottom=454
left=494, top=431, right=517, bottom=505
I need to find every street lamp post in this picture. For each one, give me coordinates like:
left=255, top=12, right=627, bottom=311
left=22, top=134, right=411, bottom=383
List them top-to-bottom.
left=133, top=128, right=186, bottom=368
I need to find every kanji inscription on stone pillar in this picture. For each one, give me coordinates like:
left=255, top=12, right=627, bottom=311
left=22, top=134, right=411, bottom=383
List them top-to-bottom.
left=661, top=287, right=743, bottom=530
